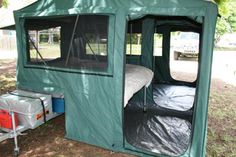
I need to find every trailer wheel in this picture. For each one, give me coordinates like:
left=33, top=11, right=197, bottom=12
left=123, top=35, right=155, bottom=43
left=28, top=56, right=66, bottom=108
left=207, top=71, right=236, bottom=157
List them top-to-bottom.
left=174, top=51, right=180, bottom=60
left=14, top=149, right=19, bottom=157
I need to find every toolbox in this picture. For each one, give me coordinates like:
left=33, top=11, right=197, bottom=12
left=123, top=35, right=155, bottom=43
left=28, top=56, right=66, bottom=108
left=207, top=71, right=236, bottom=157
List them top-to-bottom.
left=0, top=90, right=53, bottom=129
left=0, top=110, right=19, bottom=129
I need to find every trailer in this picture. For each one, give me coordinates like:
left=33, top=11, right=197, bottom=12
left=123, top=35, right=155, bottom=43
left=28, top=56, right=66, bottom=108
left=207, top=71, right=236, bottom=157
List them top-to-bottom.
left=0, top=90, right=62, bottom=156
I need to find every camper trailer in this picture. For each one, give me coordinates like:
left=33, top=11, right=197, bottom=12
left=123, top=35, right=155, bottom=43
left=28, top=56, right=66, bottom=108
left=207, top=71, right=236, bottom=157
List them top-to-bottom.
left=9, top=0, right=218, bottom=156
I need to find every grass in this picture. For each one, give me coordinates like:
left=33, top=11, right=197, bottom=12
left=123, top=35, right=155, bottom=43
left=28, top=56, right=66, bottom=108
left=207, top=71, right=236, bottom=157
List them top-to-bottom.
left=30, top=43, right=60, bottom=59
left=30, top=43, right=163, bottom=59
left=30, top=43, right=109, bottom=60
left=214, top=47, right=236, bottom=51
left=0, top=60, right=16, bottom=95
left=0, top=75, right=15, bottom=94
left=207, top=81, right=236, bottom=157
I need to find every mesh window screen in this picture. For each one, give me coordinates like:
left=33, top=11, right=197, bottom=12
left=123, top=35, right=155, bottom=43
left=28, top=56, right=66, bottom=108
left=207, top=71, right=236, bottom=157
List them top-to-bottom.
left=25, top=15, right=109, bottom=70
left=126, top=33, right=142, bottom=55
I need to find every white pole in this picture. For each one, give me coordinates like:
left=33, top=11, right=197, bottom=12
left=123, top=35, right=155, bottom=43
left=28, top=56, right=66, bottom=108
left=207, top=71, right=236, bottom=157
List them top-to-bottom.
left=10, top=111, right=20, bottom=156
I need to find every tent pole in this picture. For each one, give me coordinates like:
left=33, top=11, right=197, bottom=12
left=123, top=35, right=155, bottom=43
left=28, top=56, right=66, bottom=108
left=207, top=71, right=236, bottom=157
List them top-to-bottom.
left=65, top=15, right=79, bottom=66
left=130, top=23, right=132, bottom=55
left=36, top=31, right=39, bottom=61
left=82, top=34, right=99, bottom=62
left=28, top=36, right=47, bottom=66
left=143, top=87, right=147, bottom=112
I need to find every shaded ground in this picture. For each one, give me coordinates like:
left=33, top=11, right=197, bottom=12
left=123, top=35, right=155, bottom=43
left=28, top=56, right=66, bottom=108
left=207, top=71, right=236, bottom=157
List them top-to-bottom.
left=0, top=59, right=16, bottom=94
left=0, top=60, right=236, bottom=157
left=0, top=60, right=133, bottom=157
left=207, top=79, right=236, bottom=157
left=0, top=115, right=134, bottom=157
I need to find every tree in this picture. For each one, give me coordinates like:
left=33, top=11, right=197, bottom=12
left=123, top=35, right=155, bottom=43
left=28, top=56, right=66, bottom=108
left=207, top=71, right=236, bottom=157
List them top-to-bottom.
left=0, top=0, right=8, bottom=8
left=214, top=0, right=236, bottom=41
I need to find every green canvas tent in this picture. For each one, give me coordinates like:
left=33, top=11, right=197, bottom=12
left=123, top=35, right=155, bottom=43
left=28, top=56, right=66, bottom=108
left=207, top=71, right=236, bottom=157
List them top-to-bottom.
left=13, top=0, right=218, bottom=156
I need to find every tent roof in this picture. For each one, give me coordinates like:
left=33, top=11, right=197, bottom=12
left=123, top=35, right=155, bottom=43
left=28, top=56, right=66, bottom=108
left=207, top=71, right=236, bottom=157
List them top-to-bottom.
left=14, top=0, right=218, bottom=21
left=0, top=25, right=15, bottom=30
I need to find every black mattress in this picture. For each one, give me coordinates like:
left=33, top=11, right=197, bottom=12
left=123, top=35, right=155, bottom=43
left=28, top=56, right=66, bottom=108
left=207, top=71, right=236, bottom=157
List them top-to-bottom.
left=124, top=84, right=195, bottom=156
left=153, top=84, right=195, bottom=111
left=125, top=111, right=191, bottom=156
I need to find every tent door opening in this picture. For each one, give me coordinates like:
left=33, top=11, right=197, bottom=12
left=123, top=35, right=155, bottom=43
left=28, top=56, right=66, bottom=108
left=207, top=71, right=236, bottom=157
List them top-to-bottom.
left=124, top=15, right=202, bottom=156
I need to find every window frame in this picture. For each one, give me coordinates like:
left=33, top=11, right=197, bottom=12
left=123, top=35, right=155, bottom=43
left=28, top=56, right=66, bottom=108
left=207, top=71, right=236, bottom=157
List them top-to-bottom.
left=22, top=14, right=115, bottom=76
left=169, top=30, right=200, bottom=83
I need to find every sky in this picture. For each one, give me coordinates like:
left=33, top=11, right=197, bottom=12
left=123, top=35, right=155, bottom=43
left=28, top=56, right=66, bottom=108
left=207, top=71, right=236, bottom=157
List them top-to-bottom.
left=0, top=0, right=36, bottom=28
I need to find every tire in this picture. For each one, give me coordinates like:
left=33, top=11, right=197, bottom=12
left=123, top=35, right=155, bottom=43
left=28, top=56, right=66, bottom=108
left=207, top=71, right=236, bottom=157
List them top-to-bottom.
left=174, top=51, right=180, bottom=60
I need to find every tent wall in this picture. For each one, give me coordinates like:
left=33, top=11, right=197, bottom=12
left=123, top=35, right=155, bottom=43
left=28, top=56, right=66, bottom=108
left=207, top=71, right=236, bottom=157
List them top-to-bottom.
left=13, top=0, right=218, bottom=156
left=14, top=9, right=126, bottom=152
left=141, top=18, right=155, bottom=101
left=155, top=26, right=172, bottom=83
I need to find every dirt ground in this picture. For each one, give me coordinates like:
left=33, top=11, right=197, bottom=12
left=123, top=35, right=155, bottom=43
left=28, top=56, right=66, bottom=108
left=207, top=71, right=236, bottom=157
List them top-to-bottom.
left=0, top=59, right=235, bottom=157
left=0, top=60, right=133, bottom=157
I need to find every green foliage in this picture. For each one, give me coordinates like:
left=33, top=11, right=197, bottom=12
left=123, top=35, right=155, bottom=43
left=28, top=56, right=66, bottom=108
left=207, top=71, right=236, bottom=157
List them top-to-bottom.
left=0, top=0, right=8, bottom=8
left=214, top=0, right=236, bottom=40
left=228, top=13, right=236, bottom=32
left=215, top=18, right=231, bottom=42
left=40, top=34, right=49, bottom=43
left=53, top=34, right=60, bottom=43
left=126, top=34, right=141, bottom=44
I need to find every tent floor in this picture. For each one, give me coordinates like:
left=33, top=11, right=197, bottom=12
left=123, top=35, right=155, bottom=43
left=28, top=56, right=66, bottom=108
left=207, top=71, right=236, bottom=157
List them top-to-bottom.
left=124, top=84, right=194, bottom=156
left=124, top=111, right=191, bottom=156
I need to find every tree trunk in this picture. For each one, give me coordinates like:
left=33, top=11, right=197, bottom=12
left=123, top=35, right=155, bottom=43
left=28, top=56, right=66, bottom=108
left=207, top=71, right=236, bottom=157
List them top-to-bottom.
left=0, top=0, right=3, bottom=8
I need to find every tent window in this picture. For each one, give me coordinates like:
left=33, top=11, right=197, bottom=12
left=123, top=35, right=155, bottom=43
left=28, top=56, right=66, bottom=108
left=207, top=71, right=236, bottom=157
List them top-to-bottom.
left=25, top=15, right=109, bottom=71
left=170, top=31, right=199, bottom=82
left=126, top=33, right=142, bottom=55
left=153, top=33, right=163, bottom=56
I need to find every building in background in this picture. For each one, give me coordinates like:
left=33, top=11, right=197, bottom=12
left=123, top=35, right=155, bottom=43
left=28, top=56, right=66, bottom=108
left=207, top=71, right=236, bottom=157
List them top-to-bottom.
left=0, top=0, right=36, bottom=57
left=0, top=29, right=16, bottom=50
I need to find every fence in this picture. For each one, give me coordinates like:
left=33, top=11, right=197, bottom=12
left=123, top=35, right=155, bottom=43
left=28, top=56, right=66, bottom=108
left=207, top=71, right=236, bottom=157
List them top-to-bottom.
left=0, top=35, right=17, bottom=50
